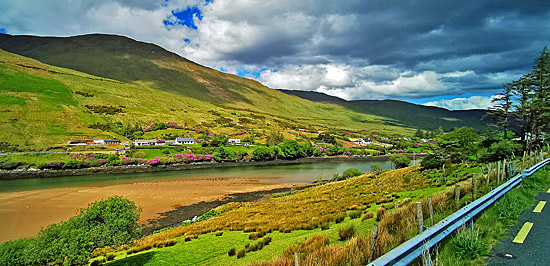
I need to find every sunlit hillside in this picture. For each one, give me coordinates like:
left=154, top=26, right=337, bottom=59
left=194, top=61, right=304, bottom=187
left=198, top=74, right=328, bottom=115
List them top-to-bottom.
left=0, top=49, right=411, bottom=149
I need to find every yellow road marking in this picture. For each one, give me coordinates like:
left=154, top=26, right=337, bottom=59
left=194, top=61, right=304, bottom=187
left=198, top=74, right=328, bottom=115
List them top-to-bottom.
left=547, top=187, right=550, bottom=193
left=534, top=201, right=546, bottom=213
left=513, top=222, right=534, bottom=243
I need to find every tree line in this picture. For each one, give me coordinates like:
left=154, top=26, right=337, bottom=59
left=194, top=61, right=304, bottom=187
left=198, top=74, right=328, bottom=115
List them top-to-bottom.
left=490, top=47, right=550, bottom=152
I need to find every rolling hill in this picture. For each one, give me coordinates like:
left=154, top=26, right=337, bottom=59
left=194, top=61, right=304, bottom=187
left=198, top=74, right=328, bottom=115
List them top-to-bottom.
left=0, top=32, right=490, bottom=149
left=0, top=46, right=409, bottom=149
left=278, top=89, right=490, bottom=131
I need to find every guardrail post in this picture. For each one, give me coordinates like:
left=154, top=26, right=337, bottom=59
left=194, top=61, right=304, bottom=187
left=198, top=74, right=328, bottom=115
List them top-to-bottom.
left=497, top=161, right=501, bottom=184
left=472, top=174, right=477, bottom=200
left=454, top=183, right=461, bottom=210
left=428, top=197, right=434, bottom=226
left=417, top=202, right=424, bottom=232
left=368, top=224, right=379, bottom=263
left=294, top=251, right=301, bottom=266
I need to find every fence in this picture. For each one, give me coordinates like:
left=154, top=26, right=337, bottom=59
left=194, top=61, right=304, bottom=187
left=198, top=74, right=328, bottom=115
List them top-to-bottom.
left=368, top=157, right=550, bottom=266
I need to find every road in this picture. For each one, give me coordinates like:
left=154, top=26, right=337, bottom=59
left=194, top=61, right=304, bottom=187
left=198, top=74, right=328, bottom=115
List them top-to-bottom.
left=487, top=187, right=550, bottom=265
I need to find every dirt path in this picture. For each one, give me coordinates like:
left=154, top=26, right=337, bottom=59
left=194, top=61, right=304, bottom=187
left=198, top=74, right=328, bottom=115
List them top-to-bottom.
left=0, top=177, right=296, bottom=244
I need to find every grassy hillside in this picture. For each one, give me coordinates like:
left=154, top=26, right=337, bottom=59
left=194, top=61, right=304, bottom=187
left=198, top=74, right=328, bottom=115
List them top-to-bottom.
left=0, top=49, right=411, bottom=149
left=279, top=89, right=490, bottom=131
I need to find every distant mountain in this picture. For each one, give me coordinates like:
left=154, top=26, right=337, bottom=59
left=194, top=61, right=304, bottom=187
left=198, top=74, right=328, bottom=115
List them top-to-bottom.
left=279, top=90, right=490, bottom=131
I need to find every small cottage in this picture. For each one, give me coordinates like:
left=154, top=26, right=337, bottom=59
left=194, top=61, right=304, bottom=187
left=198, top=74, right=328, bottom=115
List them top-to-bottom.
left=175, top=138, right=196, bottom=145
left=133, top=139, right=156, bottom=146
left=228, top=139, right=241, bottom=145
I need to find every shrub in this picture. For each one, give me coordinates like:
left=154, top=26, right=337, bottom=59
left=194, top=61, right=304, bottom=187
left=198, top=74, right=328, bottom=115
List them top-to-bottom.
left=161, top=148, right=171, bottom=155
left=390, top=154, right=411, bottom=169
left=420, top=154, right=444, bottom=169
left=370, top=163, right=383, bottom=173
left=342, top=168, right=362, bottom=179
left=0, top=197, right=141, bottom=266
left=376, top=207, right=386, bottom=222
left=348, top=210, right=362, bottom=219
left=361, top=211, right=374, bottom=221
left=335, top=215, right=346, bottom=223
left=319, top=221, right=330, bottom=230
left=338, top=226, right=355, bottom=241
left=449, top=228, right=490, bottom=259
left=216, top=231, right=223, bottom=236
left=262, top=236, right=272, bottom=245
left=165, top=239, right=177, bottom=246
left=228, top=248, right=236, bottom=257
left=236, top=249, right=246, bottom=258
left=105, top=253, right=116, bottom=261
left=90, top=258, right=106, bottom=266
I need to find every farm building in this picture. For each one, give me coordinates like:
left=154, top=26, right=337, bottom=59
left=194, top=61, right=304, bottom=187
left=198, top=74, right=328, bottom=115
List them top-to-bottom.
left=175, top=138, right=196, bottom=145
left=133, top=139, right=157, bottom=146
left=228, top=139, right=241, bottom=145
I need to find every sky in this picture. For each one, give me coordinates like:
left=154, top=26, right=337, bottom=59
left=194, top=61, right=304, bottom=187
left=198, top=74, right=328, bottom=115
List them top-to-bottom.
left=1, top=0, right=549, bottom=110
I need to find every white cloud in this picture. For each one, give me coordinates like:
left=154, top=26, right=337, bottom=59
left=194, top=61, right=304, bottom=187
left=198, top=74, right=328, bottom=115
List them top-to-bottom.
left=0, top=0, right=544, bottom=102
left=423, top=95, right=496, bottom=110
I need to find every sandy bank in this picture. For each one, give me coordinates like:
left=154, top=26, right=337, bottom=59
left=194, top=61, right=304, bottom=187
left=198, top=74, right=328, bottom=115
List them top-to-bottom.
left=0, top=177, right=296, bottom=244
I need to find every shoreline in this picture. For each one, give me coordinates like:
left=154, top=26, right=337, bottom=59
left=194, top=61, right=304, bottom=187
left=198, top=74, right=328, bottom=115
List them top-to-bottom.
left=0, top=155, right=408, bottom=180
left=141, top=184, right=313, bottom=236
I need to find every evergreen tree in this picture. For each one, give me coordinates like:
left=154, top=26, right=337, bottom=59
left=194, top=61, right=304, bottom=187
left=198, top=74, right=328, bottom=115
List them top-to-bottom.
left=489, top=82, right=514, bottom=139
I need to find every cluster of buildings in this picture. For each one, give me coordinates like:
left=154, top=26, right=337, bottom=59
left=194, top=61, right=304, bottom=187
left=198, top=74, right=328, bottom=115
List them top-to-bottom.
left=133, top=138, right=242, bottom=147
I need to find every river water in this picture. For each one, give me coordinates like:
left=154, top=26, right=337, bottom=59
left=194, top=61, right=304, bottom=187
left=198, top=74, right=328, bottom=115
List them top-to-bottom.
left=0, top=157, right=402, bottom=193
left=0, top=157, right=414, bottom=243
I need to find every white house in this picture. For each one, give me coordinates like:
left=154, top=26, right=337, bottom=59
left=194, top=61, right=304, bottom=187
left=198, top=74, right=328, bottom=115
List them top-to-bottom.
left=175, top=138, right=196, bottom=145
left=353, top=138, right=373, bottom=145
left=133, top=139, right=156, bottom=146
left=228, top=139, right=241, bottom=145
left=93, top=140, right=105, bottom=145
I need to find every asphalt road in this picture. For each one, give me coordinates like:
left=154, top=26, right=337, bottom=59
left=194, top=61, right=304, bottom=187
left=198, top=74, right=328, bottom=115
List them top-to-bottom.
left=487, top=187, right=550, bottom=265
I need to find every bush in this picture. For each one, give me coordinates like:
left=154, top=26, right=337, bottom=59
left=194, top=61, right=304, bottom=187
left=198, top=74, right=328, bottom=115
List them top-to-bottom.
left=252, top=146, right=274, bottom=161
left=161, top=148, right=171, bottom=155
left=390, top=154, right=411, bottom=169
left=421, top=154, right=444, bottom=169
left=0, top=161, right=22, bottom=170
left=370, top=163, right=383, bottom=173
left=342, top=168, right=362, bottom=179
left=0, top=197, right=141, bottom=266
left=376, top=207, right=386, bottom=222
left=348, top=210, right=362, bottom=219
left=361, top=211, right=374, bottom=221
left=335, top=215, right=346, bottom=223
left=319, top=221, right=330, bottom=230
left=338, top=226, right=355, bottom=241
left=449, top=228, right=490, bottom=259
left=216, top=231, right=223, bottom=236
left=262, top=236, right=272, bottom=245
left=228, top=248, right=236, bottom=256
left=236, top=249, right=246, bottom=258
left=105, top=253, right=116, bottom=261
left=90, top=258, right=106, bottom=266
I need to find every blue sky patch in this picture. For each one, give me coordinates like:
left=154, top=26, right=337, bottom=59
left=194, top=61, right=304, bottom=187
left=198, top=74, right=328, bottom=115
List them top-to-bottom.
left=163, top=6, right=203, bottom=30
left=0, top=28, right=6, bottom=34
left=219, top=67, right=227, bottom=72
left=237, top=67, right=269, bottom=78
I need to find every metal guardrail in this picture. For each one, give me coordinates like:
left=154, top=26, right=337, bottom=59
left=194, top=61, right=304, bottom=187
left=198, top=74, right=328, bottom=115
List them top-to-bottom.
left=369, top=158, right=550, bottom=266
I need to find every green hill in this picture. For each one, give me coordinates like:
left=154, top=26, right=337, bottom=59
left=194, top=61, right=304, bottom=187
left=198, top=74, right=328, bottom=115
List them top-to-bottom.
left=0, top=48, right=411, bottom=149
left=279, top=89, right=490, bottom=131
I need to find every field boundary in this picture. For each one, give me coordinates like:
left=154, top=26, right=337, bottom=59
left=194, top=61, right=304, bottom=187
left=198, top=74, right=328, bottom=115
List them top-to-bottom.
left=369, top=158, right=550, bottom=266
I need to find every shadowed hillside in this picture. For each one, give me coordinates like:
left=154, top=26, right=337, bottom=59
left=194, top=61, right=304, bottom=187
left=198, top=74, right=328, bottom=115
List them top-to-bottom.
left=279, top=89, right=490, bottom=131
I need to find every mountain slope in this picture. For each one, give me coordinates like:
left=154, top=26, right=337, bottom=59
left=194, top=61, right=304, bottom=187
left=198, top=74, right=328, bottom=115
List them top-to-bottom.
left=0, top=33, right=393, bottom=126
left=0, top=48, right=414, bottom=149
left=279, top=90, right=489, bottom=131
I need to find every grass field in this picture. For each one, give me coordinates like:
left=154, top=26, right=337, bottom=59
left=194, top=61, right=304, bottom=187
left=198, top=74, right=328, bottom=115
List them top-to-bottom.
left=90, top=164, right=495, bottom=266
